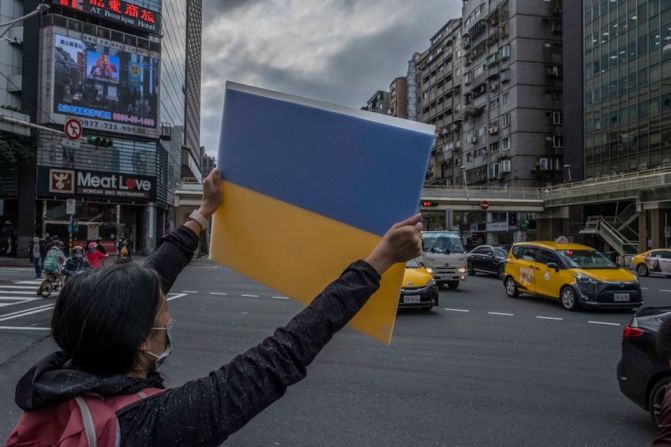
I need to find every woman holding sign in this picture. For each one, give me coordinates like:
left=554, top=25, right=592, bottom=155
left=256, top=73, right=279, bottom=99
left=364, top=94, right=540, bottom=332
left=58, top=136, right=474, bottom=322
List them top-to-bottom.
left=6, top=168, right=423, bottom=446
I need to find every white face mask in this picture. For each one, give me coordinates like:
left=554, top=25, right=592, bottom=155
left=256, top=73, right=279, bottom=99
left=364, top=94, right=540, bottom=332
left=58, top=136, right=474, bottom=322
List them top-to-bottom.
left=144, top=318, right=173, bottom=368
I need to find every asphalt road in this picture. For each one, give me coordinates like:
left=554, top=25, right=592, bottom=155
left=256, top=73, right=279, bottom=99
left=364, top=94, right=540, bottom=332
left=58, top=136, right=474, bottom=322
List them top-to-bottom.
left=0, top=263, right=669, bottom=446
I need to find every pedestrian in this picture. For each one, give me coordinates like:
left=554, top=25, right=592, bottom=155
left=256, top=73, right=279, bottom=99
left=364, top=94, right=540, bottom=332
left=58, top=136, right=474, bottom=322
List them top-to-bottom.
left=5, top=168, right=423, bottom=446
left=1, top=220, right=12, bottom=255
left=555, top=235, right=569, bottom=243
left=28, top=236, right=47, bottom=279
left=96, top=239, right=107, bottom=255
left=118, top=239, right=132, bottom=261
left=86, top=241, right=108, bottom=270
left=42, top=242, right=66, bottom=286
left=63, top=246, right=90, bottom=281
left=653, top=317, right=671, bottom=446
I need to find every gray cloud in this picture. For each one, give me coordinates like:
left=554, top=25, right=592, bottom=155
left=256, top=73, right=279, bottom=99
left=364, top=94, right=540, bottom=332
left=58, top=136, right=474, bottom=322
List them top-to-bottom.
left=199, top=0, right=462, bottom=157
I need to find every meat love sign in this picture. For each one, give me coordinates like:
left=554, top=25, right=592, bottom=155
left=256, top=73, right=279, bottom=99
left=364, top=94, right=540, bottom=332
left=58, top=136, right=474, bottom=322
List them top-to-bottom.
left=40, top=167, right=156, bottom=201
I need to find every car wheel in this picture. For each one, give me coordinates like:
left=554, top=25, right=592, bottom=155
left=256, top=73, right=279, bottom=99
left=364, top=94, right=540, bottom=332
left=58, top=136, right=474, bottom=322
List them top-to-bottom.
left=636, top=263, right=649, bottom=277
left=497, top=264, right=505, bottom=280
left=504, top=276, right=519, bottom=297
left=38, top=280, right=52, bottom=299
left=447, top=281, right=460, bottom=290
left=559, top=286, right=579, bottom=311
left=649, top=376, right=671, bottom=427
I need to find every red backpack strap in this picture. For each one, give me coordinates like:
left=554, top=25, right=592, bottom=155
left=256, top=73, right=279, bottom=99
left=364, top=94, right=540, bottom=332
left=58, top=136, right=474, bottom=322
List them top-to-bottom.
left=69, top=388, right=165, bottom=447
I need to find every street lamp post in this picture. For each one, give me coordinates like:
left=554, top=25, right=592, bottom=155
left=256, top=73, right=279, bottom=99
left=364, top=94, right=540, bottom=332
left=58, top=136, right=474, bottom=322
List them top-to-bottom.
left=461, top=166, right=469, bottom=199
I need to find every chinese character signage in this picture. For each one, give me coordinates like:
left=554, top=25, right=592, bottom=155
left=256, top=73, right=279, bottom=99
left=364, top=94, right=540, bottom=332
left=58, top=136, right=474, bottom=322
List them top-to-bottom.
left=56, top=0, right=161, bottom=34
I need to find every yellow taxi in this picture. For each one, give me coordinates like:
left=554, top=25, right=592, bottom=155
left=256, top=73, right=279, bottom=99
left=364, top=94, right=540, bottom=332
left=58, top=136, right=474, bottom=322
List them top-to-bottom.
left=503, top=241, right=642, bottom=311
left=630, top=249, right=671, bottom=277
left=398, top=259, right=439, bottom=310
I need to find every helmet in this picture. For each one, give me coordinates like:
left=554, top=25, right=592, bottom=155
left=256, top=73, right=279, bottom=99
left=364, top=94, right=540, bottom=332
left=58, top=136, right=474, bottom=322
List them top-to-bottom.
left=88, top=242, right=98, bottom=250
left=72, top=246, right=84, bottom=258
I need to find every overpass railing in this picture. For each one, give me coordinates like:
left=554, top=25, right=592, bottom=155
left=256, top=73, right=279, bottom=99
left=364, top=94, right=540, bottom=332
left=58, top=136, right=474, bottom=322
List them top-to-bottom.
left=423, top=185, right=542, bottom=201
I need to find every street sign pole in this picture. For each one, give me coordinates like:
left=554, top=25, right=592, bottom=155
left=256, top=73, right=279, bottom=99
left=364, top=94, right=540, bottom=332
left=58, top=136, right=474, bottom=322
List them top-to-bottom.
left=66, top=198, right=76, bottom=254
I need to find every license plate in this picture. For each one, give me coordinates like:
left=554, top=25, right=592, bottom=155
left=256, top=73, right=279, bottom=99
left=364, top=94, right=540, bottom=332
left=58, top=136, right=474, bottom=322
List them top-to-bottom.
left=614, top=293, right=630, bottom=302
left=403, top=295, right=421, bottom=304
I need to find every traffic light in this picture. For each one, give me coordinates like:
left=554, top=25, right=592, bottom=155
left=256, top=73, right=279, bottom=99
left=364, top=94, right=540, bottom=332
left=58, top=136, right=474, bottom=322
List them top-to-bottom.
left=86, top=135, right=114, bottom=147
left=421, top=200, right=438, bottom=208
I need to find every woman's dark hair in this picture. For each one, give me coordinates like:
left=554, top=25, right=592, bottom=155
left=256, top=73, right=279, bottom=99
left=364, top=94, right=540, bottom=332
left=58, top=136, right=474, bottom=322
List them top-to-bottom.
left=51, top=263, right=162, bottom=375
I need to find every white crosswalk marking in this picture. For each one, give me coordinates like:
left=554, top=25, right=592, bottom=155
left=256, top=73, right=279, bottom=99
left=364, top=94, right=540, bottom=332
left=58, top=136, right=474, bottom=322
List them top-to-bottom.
left=0, top=279, right=41, bottom=306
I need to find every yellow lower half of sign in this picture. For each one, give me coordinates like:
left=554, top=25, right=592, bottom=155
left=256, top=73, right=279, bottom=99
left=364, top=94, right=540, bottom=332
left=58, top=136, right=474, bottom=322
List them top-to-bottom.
left=209, top=180, right=404, bottom=344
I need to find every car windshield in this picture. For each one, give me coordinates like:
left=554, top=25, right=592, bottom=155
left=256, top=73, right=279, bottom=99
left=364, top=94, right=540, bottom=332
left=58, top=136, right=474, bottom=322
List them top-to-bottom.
left=422, top=233, right=465, bottom=254
left=493, top=248, right=508, bottom=258
left=556, top=249, right=616, bottom=269
left=405, top=259, right=421, bottom=268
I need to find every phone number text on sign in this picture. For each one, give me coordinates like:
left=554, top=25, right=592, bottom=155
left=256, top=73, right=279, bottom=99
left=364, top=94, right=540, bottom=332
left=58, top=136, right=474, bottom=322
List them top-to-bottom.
left=79, top=119, right=149, bottom=136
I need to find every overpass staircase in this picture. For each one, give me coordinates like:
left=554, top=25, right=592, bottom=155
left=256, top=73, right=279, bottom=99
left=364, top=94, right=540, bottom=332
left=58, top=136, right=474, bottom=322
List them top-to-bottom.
left=579, top=203, right=639, bottom=257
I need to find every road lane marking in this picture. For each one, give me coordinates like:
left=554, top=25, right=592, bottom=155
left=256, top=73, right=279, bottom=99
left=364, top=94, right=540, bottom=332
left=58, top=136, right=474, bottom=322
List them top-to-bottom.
left=17, top=280, right=45, bottom=285
left=0, top=285, right=40, bottom=289
left=641, top=287, right=649, bottom=290
left=181, top=290, right=198, bottom=293
left=660, top=290, right=671, bottom=293
left=0, top=291, right=38, bottom=295
left=209, top=292, right=228, bottom=296
left=166, top=293, right=189, bottom=302
left=241, top=294, right=260, bottom=298
left=0, top=296, right=39, bottom=301
left=272, top=296, right=289, bottom=300
left=0, top=299, right=41, bottom=308
left=0, top=303, right=54, bottom=318
left=0, top=305, right=55, bottom=322
left=443, top=308, right=470, bottom=312
left=488, top=312, right=514, bottom=316
left=536, top=316, right=563, bottom=321
left=588, top=320, right=621, bottom=326
left=0, top=326, right=50, bottom=331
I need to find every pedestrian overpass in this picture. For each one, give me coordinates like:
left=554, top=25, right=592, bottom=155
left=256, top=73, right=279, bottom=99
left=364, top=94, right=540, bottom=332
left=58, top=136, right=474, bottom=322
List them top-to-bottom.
left=420, top=168, right=671, bottom=257
left=421, top=168, right=671, bottom=211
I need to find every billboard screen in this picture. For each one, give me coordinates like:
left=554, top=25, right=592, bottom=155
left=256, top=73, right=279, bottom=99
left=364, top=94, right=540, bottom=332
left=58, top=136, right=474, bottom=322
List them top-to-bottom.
left=53, top=33, right=159, bottom=134
left=86, top=51, right=120, bottom=84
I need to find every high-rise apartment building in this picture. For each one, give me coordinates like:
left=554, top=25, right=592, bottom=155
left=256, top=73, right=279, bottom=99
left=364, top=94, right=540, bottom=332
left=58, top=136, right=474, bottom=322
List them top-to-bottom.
left=183, top=0, right=202, bottom=181
left=460, top=0, right=564, bottom=187
left=582, top=0, right=671, bottom=178
left=416, top=19, right=464, bottom=186
left=389, top=77, right=408, bottom=118
left=362, top=90, right=391, bottom=114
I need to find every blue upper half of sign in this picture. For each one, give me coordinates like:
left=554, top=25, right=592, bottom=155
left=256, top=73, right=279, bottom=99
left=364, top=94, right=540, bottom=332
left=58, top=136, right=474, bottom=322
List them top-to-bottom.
left=217, top=83, right=435, bottom=237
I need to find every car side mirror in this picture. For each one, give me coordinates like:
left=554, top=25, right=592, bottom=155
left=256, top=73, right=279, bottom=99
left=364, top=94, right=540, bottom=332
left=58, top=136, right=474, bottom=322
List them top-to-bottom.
left=547, top=262, right=559, bottom=272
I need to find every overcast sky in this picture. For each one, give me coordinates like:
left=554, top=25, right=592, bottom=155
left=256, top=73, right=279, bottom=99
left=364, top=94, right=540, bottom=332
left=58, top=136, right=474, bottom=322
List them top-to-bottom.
left=199, top=0, right=462, bottom=157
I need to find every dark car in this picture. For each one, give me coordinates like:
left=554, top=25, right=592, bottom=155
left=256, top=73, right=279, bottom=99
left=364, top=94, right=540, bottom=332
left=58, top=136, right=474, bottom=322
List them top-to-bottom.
left=467, top=245, right=509, bottom=279
left=617, top=306, right=671, bottom=426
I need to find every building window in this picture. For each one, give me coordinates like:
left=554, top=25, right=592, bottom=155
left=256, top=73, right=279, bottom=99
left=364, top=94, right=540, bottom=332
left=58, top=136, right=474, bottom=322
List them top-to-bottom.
left=499, top=44, right=511, bottom=60
left=500, top=68, right=511, bottom=83
left=502, top=92, right=509, bottom=105
left=490, top=98, right=500, bottom=110
left=552, top=111, right=562, bottom=124
left=501, top=113, right=511, bottom=128
left=553, top=135, right=563, bottom=148
left=502, top=137, right=511, bottom=150
left=490, top=141, right=499, bottom=152
left=466, top=151, right=472, bottom=162
left=500, top=159, right=512, bottom=172
left=490, top=162, right=500, bottom=178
